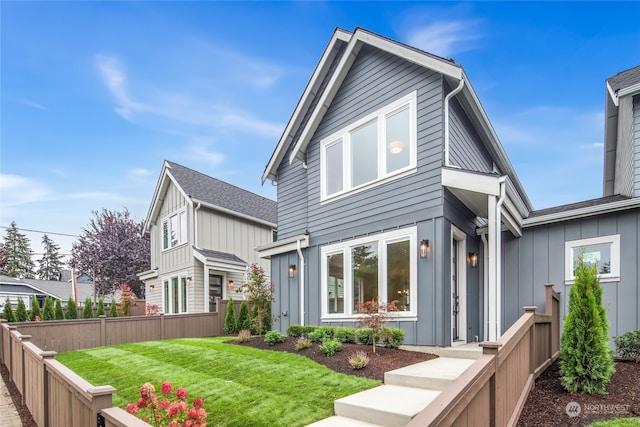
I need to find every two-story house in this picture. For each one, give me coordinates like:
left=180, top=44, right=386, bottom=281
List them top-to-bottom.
left=258, top=27, right=640, bottom=346
left=139, top=161, right=277, bottom=314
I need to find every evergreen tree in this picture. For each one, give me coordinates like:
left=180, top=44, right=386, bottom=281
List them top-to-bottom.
left=2, top=222, right=36, bottom=278
left=37, top=234, right=64, bottom=280
left=0, top=244, right=9, bottom=275
left=560, top=254, right=615, bottom=394
left=30, top=295, right=42, bottom=321
left=42, top=296, right=55, bottom=320
left=65, top=296, right=78, bottom=319
left=3, top=297, right=15, bottom=322
left=15, top=297, right=28, bottom=322
left=82, top=297, right=94, bottom=319
left=96, top=297, right=105, bottom=317
left=54, top=298, right=64, bottom=320
left=224, top=298, right=237, bottom=334
left=237, top=300, right=251, bottom=331
left=262, top=300, right=272, bottom=333
left=109, top=301, right=118, bottom=317
left=250, top=302, right=260, bottom=335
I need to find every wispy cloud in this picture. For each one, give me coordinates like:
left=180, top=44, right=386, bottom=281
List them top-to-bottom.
left=404, top=20, right=482, bottom=58
left=16, top=98, right=48, bottom=110
left=128, top=168, right=152, bottom=178
left=0, top=174, right=51, bottom=206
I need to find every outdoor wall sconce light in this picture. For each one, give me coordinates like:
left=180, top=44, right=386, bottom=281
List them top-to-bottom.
left=420, top=240, right=430, bottom=259
left=469, top=252, right=478, bottom=268
left=289, top=264, right=297, bottom=278
left=186, top=276, right=193, bottom=285
left=227, top=280, right=234, bottom=288
left=150, top=284, right=156, bottom=291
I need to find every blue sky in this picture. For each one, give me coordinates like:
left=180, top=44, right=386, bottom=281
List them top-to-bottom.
left=1, top=1, right=639, bottom=258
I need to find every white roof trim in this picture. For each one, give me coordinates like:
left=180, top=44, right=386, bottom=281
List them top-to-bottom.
left=606, top=81, right=620, bottom=107
left=617, top=81, right=640, bottom=98
left=144, top=162, right=193, bottom=233
left=441, top=168, right=500, bottom=196
left=523, top=198, right=640, bottom=227
left=192, top=199, right=276, bottom=229
left=256, top=234, right=309, bottom=258
left=193, top=249, right=247, bottom=269
left=137, top=269, right=158, bottom=280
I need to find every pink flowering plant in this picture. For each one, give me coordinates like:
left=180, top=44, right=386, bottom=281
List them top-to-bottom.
left=125, top=381, right=207, bottom=427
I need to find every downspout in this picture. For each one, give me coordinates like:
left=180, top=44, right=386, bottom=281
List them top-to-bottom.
left=444, top=78, right=465, bottom=167
left=495, top=177, right=507, bottom=337
left=194, top=202, right=202, bottom=249
left=481, top=232, right=489, bottom=341
left=296, top=239, right=305, bottom=326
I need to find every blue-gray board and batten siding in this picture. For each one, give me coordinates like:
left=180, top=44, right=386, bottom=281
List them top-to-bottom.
left=504, top=209, right=640, bottom=341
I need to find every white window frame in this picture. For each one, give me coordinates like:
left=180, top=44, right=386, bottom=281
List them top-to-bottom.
left=320, top=91, right=417, bottom=202
left=161, top=209, right=187, bottom=251
left=320, top=227, right=417, bottom=321
left=564, top=234, right=620, bottom=283
left=162, top=273, right=189, bottom=314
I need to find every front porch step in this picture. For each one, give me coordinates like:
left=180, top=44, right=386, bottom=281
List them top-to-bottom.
left=400, top=343, right=482, bottom=360
left=384, top=357, right=475, bottom=390
left=333, top=385, right=441, bottom=427
left=306, top=416, right=384, bottom=427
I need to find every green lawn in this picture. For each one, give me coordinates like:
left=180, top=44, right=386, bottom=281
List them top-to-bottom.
left=56, top=337, right=379, bottom=426
left=589, top=419, right=640, bottom=427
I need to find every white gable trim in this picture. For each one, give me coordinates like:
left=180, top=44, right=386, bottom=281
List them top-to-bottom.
left=144, top=162, right=193, bottom=233
left=256, top=234, right=309, bottom=258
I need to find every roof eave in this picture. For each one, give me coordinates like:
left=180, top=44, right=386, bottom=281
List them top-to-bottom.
left=144, top=162, right=193, bottom=233
left=193, top=198, right=277, bottom=229
left=523, top=198, right=640, bottom=227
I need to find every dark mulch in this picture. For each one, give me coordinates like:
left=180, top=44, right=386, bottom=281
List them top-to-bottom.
left=228, top=336, right=438, bottom=381
left=518, top=359, right=640, bottom=426
left=1, top=364, right=37, bottom=427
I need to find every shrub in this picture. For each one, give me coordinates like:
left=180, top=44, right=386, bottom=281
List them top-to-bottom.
left=560, top=254, right=615, bottom=394
left=242, top=263, right=273, bottom=336
left=30, top=296, right=42, bottom=321
left=42, top=296, right=54, bottom=321
left=65, top=296, right=78, bottom=319
left=3, top=297, right=15, bottom=322
left=15, top=297, right=28, bottom=322
left=83, top=297, right=94, bottom=319
left=96, top=297, right=105, bottom=317
left=54, top=298, right=64, bottom=320
left=224, top=298, right=237, bottom=335
left=355, top=299, right=399, bottom=353
left=262, top=300, right=272, bottom=333
left=237, top=301, right=251, bottom=331
left=108, top=302, right=118, bottom=317
left=287, top=324, right=304, bottom=338
left=302, top=325, right=317, bottom=337
left=318, top=326, right=336, bottom=340
left=335, top=327, right=357, bottom=343
left=381, top=327, right=405, bottom=348
left=356, top=328, right=374, bottom=346
left=237, top=329, right=251, bottom=343
left=308, top=329, right=324, bottom=343
left=264, top=330, right=285, bottom=346
left=614, top=330, right=640, bottom=362
left=295, top=337, right=312, bottom=351
left=320, top=340, right=342, bottom=356
left=349, top=350, right=370, bottom=369
left=125, top=381, right=207, bottom=426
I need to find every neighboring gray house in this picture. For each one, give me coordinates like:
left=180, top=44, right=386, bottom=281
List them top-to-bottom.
left=258, top=28, right=640, bottom=346
left=139, top=161, right=277, bottom=314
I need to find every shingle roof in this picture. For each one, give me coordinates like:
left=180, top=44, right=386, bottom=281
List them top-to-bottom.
left=607, top=65, right=640, bottom=92
left=166, top=161, right=277, bottom=225
left=528, top=195, right=631, bottom=218
left=193, top=248, right=246, bottom=264
left=0, top=275, right=115, bottom=303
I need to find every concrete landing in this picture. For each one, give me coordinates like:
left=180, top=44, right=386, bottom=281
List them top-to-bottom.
left=399, top=342, right=482, bottom=360
left=384, top=357, right=475, bottom=390
left=307, top=416, right=384, bottom=427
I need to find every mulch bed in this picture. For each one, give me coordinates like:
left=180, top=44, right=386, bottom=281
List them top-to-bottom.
left=228, top=336, right=437, bottom=381
left=518, top=359, right=640, bottom=426
left=1, top=364, right=37, bottom=427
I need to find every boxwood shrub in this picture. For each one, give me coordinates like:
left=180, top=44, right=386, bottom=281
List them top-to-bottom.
left=286, top=324, right=305, bottom=338
left=335, top=327, right=357, bottom=343
left=382, top=327, right=405, bottom=348
left=356, top=328, right=374, bottom=345
left=264, top=330, right=285, bottom=346
left=614, top=330, right=640, bottom=362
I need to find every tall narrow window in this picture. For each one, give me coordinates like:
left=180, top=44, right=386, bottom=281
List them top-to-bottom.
left=386, top=106, right=411, bottom=174
left=351, top=120, right=378, bottom=187
left=325, top=140, right=344, bottom=196
left=161, top=210, right=187, bottom=250
left=163, top=222, right=169, bottom=250
left=387, top=240, right=410, bottom=311
left=352, top=243, right=378, bottom=310
left=327, top=253, right=344, bottom=314
left=172, top=277, right=179, bottom=314
left=180, top=277, right=187, bottom=312
left=163, top=280, right=169, bottom=312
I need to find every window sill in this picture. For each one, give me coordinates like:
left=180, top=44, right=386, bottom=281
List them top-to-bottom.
left=321, top=167, right=417, bottom=205
left=161, top=242, right=188, bottom=253
left=564, top=276, right=620, bottom=284
left=320, top=315, right=417, bottom=322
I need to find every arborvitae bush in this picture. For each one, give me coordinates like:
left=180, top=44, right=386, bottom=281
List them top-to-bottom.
left=560, top=254, right=615, bottom=394
left=30, top=295, right=42, bottom=321
left=42, top=296, right=55, bottom=320
left=65, top=296, right=78, bottom=320
left=3, top=297, right=16, bottom=322
left=16, top=297, right=28, bottom=322
left=83, top=297, right=94, bottom=319
left=96, top=297, right=105, bottom=317
left=54, top=298, right=64, bottom=320
left=224, top=298, right=237, bottom=335
left=261, top=300, right=272, bottom=333
left=237, top=301, right=251, bottom=331
left=109, top=302, right=118, bottom=317
left=250, top=302, right=260, bottom=335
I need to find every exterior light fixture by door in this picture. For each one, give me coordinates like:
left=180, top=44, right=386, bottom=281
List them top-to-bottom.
left=420, top=240, right=430, bottom=259
left=469, top=252, right=478, bottom=268
left=289, top=264, right=297, bottom=278
left=187, top=276, right=193, bottom=284
left=226, top=280, right=234, bottom=288
left=150, top=284, right=156, bottom=291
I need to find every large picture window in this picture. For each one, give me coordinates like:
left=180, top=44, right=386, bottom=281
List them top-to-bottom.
left=320, top=92, right=417, bottom=200
left=162, top=210, right=187, bottom=250
left=320, top=227, right=417, bottom=319
left=565, top=235, right=620, bottom=283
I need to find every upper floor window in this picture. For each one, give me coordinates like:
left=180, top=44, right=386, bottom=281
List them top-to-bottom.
left=320, top=92, right=417, bottom=201
left=162, top=210, right=187, bottom=250
left=320, top=227, right=417, bottom=320
left=565, top=234, right=620, bottom=283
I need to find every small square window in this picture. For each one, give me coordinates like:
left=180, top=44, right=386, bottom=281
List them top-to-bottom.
left=565, top=235, right=620, bottom=283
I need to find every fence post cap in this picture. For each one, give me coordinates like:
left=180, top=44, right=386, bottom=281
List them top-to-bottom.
left=544, top=283, right=555, bottom=288
left=523, top=306, right=537, bottom=313
left=0, top=319, right=7, bottom=324
left=8, top=325, right=17, bottom=330
left=20, top=334, right=32, bottom=341
left=480, top=341, right=502, bottom=354
left=41, top=350, right=57, bottom=358
left=88, top=385, right=117, bottom=396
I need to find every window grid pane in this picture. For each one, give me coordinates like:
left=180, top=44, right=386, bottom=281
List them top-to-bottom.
left=386, top=107, right=410, bottom=174
left=350, top=121, right=378, bottom=187
left=325, top=140, right=344, bottom=195
left=162, top=221, right=169, bottom=250
left=387, top=240, right=410, bottom=311
left=352, top=243, right=378, bottom=311
left=574, top=244, right=612, bottom=275
left=327, top=253, right=344, bottom=314
left=180, top=277, right=187, bottom=312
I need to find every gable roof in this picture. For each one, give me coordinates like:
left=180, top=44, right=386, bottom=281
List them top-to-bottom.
left=261, top=27, right=532, bottom=211
left=607, top=65, right=640, bottom=96
left=145, top=161, right=277, bottom=232
left=0, top=275, right=115, bottom=303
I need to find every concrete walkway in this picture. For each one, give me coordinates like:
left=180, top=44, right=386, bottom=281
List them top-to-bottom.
left=308, top=343, right=482, bottom=427
left=0, top=372, right=22, bottom=427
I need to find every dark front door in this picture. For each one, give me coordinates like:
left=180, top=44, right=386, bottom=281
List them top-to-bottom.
left=209, top=274, right=223, bottom=312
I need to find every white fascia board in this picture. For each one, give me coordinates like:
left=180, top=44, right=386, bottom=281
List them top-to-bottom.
left=262, top=29, right=352, bottom=183
left=606, top=81, right=620, bottom=107
left=617, top=82, right=640, bottom=98
left=144, top=162, right=171, bottom=233
left=441, top=168, right=501, bottom=196
left=505, top=177, right=530, bottom=218
left=523, top=198, right=640, bottom=228
left=192, top=199, right=277, bottom=229
left=501, top=208, right=522, bottom=238
left=256, top=234, right=310, bottom=258
left=192, top=249, right=247, bottom=270
left=137, top=269, right=159, bottom=280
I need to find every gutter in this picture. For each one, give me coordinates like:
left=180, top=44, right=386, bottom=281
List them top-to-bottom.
left=444, top=78, right=465, bottom=167
left=495, top=176, right=506, bottom=337
left=194, top=202, right=202, bottom=249
left=296, top=239, right=306, bottom=326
